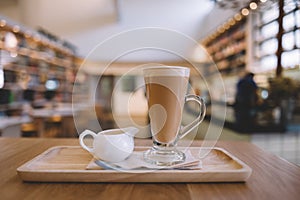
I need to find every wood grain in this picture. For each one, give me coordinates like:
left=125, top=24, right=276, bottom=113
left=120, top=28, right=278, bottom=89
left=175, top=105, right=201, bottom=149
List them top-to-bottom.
left=0, top=138, right=299, bottom=200
left=17, top=146, right=252, bottom=182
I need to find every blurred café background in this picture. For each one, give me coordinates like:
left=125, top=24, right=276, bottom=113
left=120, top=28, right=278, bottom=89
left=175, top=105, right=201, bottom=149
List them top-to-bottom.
left=0, top=0, right=299, bottom=165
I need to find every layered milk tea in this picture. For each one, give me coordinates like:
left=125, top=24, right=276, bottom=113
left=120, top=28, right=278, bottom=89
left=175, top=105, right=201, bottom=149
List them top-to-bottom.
left=145, top=75, right=189, bottom=143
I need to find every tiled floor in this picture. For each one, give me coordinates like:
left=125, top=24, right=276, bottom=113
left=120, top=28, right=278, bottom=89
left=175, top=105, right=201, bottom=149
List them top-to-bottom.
left=193, top=119, right=300, bottom=166
left=251, top=131, right=300, bottom=166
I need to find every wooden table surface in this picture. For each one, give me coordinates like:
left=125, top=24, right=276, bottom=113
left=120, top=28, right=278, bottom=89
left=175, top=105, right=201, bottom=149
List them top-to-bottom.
left=0, top=138, right=299, bottom=200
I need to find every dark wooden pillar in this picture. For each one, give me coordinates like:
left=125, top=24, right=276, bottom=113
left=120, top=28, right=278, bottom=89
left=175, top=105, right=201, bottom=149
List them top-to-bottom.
left=276, top=0, right=284, bottom=77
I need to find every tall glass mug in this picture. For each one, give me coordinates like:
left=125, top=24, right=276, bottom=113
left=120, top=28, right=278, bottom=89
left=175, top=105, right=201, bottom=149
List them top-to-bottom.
left=143, top=66, right=206, bottom=166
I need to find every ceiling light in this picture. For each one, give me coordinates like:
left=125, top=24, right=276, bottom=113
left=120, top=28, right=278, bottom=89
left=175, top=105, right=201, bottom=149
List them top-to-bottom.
left=260, top=0, right=267, bottom=3
left=249, top=2, right=258, bottom=10
left=241, top=8, right=249, bottom=16
left=234, top=13, right=242, bottom=21
left=229, top=18, right=236, bottom=26
left=0, top=20, right=6, bottom=27
left=224, top=23, right=230, bottom=30
left=13, top=25, right=20, bottom=33
left=218, top=27, right=225, bottom=33
left=24, top=31, right=31, bottom=38
left=33, top=35, right=41, bottom=42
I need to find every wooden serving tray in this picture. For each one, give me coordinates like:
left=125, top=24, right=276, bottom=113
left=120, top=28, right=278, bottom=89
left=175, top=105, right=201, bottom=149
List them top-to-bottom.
left=17, top=146, right=252, bottom=182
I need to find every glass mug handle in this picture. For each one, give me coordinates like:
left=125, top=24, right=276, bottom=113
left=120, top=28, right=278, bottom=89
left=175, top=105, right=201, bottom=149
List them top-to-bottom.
left=178, top=94, right=206, bottom=139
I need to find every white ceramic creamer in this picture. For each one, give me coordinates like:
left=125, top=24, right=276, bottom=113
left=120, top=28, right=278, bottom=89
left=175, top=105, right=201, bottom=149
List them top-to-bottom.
left=79, top=127, right=138, bottom=162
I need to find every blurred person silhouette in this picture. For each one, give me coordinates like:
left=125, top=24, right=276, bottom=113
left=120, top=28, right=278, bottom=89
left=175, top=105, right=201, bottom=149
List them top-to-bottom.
left=234, top=72, right=258, bottom=132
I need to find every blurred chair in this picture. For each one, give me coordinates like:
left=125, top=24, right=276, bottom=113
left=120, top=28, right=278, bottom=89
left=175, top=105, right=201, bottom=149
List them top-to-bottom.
left=95, top=104, right=114, bottom=130
left=44, top=115, right=62, bottom=137
left=21, top=123, right=37, bottom=137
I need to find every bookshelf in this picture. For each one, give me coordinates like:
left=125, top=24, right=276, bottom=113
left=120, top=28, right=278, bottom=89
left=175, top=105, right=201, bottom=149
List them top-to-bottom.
left=203, top=18, right=247, bottom=75
left=0, top=19, right=80, bottom=114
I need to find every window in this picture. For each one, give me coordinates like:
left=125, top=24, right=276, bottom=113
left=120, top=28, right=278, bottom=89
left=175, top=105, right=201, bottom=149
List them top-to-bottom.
left=254, top=0, right=300, bottom=73
left=261, top=21, right=278, bottom=39
left=261, top=38, right=278, bottom=55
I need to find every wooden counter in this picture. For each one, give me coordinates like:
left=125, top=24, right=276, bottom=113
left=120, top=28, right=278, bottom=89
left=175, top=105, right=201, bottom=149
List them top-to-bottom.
left=0, top=138, right=299, bottom=200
